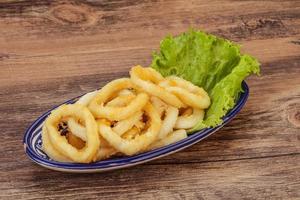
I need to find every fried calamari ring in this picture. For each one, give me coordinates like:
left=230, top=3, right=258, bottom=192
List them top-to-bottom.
left=130, top=66, right=184, bottom=108
left=159, top=76, right=210, bottom=109
left=88, top=78, right=149, bottom=120
left=117, top=89, right=135, bottom=96
left=76, top=90, right=98, bottom=106
left=72, top=91, right=138, bottom=140
left=103, top=93, right=144, bottom=136
left=106, top=94, right=136, bottom=107
left=151, top=96, right=168, bottom=117
left=151, top=97, right=179, bottom=139
left=98, top=103, right=161, bottom=155
left=45, top=104, right=100, bottom=163
left=158, top=106, right=178, bottom=139
left=175, top=108, right=204, bottom=129
left=69, top=111, right=142, bottom=139
left=112, top=111, right=143, bottom=136
left=68, top=112, right=143, bottom=161
left=68, top=115, right=144, bottom=161
left=67, top=118, right=87, bottom=141
left=67, top=118, right=117, bottom=161
left=95, top=119, right=146, bottom=161
left=134, top=120, right=145, bottom=132
left=95, top=123, right=143, bottom=161
left=42, top=124, right=71, bottom=162
left=122, top=126, right=140, bottom=140
left=148, top=129, right=187, bottom=150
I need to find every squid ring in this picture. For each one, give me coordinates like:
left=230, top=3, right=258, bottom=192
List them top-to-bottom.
left=130, top=66, right=184, bottom=108
left=160, top=76, right=211, bottom=109
left=88, top=78, right=149, bottom=121
left=76, top=90, right=98, bottom=106
left=106, top=93, right=142, bottom=135
left=106, top=94, right=136, bottom=107
left=150, top=96, right=168, bottom=117
left=151, top=97, right=179, bottom=140
left=98, top=103, right=161, bottom=156
left=45, top=104, right=100, bottom=163
left=158, top=106, right=179, bottom=139
left=175, top=108, right=205, bottom=129
left=69, top=111, right=143, bottom=138
left=112, top=111, right=143, bottom=136
left=68, top=113, right=143, bottom=161
left=64, top=118, right=117, bottom=162
left=67, top=118, right=87, bottom=141
left=94, top=120, right=144, bottom=161
left=42, top=124, right=71, bottom=162
left=95, top=125, right=143, bottom=161
left=121, top=126, right=140, bottom=140
left=148, top=129, right=187, bottom=150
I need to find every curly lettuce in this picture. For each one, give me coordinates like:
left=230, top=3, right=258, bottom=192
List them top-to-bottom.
left=151, top=30, right=260, bottom=131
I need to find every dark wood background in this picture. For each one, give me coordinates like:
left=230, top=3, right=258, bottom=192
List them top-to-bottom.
left=0, top=0, right=299, bottom=199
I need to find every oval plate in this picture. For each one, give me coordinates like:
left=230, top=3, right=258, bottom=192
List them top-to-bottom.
left=23, top=82, right=249, bottom=173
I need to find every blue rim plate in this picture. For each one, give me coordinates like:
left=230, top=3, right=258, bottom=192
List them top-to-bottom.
left=23, top=81, right=249, bottom=173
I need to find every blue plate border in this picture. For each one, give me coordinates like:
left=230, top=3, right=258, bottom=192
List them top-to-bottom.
left=23, top=81, right=249, bottom=171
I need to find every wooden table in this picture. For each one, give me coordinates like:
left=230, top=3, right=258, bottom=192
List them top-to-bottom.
left=1, top=0, right=299, bottom=199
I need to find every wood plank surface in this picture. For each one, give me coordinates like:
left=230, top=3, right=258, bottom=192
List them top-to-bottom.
left=0, top=0, right=299, bottom=199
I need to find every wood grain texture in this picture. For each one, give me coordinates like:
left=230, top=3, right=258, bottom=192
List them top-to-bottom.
left=0, top=0, right=299, bottom=199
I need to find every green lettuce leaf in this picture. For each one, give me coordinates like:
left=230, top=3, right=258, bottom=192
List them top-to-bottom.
left=151, top=30, right=260, bottom=132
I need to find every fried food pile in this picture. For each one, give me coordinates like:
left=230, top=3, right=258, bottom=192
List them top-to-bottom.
left=42, top=66, right=211, bottom=163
